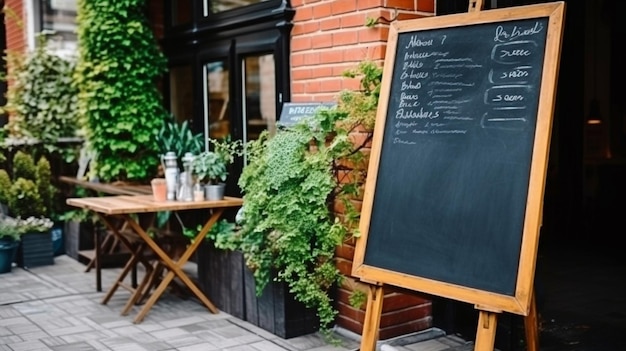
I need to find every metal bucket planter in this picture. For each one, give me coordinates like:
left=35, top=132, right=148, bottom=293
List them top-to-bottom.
left=205, top=183, right=226, bottom=201
left=0, top=239, right=19, bottom=274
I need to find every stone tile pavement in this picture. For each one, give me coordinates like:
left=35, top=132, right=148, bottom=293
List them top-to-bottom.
left=0, top=256, right=471, bottom=351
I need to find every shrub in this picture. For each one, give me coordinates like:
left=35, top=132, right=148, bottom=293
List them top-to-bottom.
left=0, top=34, right=80, bottom=163
left=12, top=150, right=37, bottom=182
left=0, top=152, right=56, bottom=219
left=0, top=170, right=10, bottom=204
left=8, top=178, right=45, bottom=218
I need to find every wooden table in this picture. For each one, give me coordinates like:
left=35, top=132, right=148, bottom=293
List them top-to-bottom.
left=59, top=176, right=154, bottom=290
left=59, top=176, right=153, bottom=196
left=66, top=194, right=243, bottom=323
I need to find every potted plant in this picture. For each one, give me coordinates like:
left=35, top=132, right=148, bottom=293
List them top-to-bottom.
left=225, top=61, right=380, bottom=337
left=156, top=115, right=204, bottom=170
left=193, top=136, right=242, bottom=200
left=0, top=151, right=58, bottom=267
left=0, top=215, right=22, bottom=273
left=14, top=216, right=54, bottom=268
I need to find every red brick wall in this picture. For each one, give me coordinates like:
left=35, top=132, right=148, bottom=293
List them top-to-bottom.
left=4, top=0, right=28, bottom=55
left=290, top=0, right=434, bottom=102
left=291, top=0, right=437, bottom=339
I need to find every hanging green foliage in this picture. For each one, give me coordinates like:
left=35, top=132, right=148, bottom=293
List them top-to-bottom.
left=75, top=0, right=168, bottom=182
left=0, top=34, right=80, bottom=162
left=231, top=61, right=382, bottom=336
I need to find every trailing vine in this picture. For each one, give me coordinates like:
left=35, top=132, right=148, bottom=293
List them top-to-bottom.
left=75, top=0, right=168, bottom=182
left=231, top=61, right=382, bottom=336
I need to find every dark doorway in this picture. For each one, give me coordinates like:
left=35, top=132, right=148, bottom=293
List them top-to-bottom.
left=432, top=1, right=626, bottom=350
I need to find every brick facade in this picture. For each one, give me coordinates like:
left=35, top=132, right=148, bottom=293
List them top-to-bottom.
left=4, top=0, right=28, bottom=55
left=290, top=0, right=434, bottom=102
left=291, top=0, right=436, bottom=339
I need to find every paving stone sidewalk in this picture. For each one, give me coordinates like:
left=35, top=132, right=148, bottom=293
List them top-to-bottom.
left=0, top=256, right=470, bottom=351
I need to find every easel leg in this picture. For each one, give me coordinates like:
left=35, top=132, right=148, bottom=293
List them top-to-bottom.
left=359, top=285, right=384, bottom=351
left=524, top=293, right=539, bottom=351
left=475, top=311, right=498, bottom=351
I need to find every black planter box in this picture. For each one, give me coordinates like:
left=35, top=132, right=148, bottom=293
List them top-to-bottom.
left=64, top=220, right=94, bottom=261
left=17, top=231, right=54, bottom=268
left=197, top=241, right=319, bottom=339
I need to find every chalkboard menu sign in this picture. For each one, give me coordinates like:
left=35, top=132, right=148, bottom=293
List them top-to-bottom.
left=352, top=3, right=565, bottom=315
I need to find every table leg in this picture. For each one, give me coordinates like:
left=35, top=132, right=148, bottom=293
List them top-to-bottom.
left=125, top=210, right=223, bottom=323
left=96, top=214, right=155, bottom=315
left=95, top=225, right=102, bottom=292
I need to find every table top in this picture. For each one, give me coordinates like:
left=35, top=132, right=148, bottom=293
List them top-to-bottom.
left=59, top=176, right=153, bottom=196
left=67, top=195, right=244, bottom=215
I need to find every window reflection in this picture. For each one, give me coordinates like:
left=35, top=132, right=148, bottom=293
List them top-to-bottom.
left=41, top=0, right=77, bottom=57
left=204, top=0, right=270, bottom=15
left=243, top=54, right=275, bottom=143
left=204, top=60, right=231, bottom=143
left=169, top=65, right=193, bottom=123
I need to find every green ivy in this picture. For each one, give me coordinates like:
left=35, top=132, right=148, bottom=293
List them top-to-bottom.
left=75, top=0, right=168, bottom=182
left=0, top=34, right=80, bottom=162
left=231, top=61, right=382, bottom=336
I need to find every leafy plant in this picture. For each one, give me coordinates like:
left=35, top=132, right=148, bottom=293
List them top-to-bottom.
left=75, top=0, right=168, bottom=182
left=0, top=33, right=81, bottom=163
left=229, top=61, right=382, bottom=336
left=157, top=115, right=204, bottom=166
left=193, top=136, right=243, bottom=184
left=0, top=151, right=57, bottom=220
left=193, top=151, right=227, bottom=184
left=0, top=170, right=11, bottom=204
left=8, top=178, right=44, bottom=219
left=0, top=216, right=23, bottom=241
left=14, top=216, right=54, bottom=233
left=182, top=219, right=237, bottom=250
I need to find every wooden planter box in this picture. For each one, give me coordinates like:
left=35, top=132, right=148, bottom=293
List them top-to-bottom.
left=64, top=220, right=94, bottom=261
left=17, top=231, right=54, bottom=268
left=197, top=241, right=319, bottom=338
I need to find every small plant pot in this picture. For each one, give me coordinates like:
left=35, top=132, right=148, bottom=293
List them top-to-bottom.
left=205, top=183, right=226, bottom=201
left=0, top=239, right=19, bottom=274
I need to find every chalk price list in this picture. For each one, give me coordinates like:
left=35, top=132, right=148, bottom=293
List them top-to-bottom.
left=391, top=20, right=546, bottom=145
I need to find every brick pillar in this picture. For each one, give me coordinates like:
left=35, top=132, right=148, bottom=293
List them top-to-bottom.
left=4, top=0, right=28, bottom=55
left=290, top=0, right=436, bottom=339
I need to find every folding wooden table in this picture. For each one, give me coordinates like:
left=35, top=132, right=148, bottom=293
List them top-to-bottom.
left=66, top=194, right=243, bottom=323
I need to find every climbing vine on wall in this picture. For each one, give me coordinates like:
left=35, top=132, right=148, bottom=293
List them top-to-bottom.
left=75, top=0, right=168, bottom=182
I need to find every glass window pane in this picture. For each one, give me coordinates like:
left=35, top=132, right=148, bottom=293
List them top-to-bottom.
left=42, top=0, right=78, bottom=56
left=205, top=0, right=270, bottom=15
left=243, top=53, right=275, bottom=143
left=205, top=60, right=231, bottom=142
left=169, top=65, right=194, bottom=123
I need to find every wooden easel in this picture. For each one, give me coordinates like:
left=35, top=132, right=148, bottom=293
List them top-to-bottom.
left=353, top=0, right=564, bottom=349
left=359, top=284, right=539, bottom=351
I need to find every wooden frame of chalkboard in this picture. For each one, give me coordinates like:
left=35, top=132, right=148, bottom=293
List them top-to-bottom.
left=352, top=2, right=565, bottom=316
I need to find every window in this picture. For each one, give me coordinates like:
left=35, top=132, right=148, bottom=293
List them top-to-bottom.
left=40, top=0, right=78, bottom=57
left=204, top=0, right=270, bottom=15
left=242, top=53, right=276, bottom=143
left=204, top=60, right=231, bottom=142
left=169, top=65, right=194, bottom=123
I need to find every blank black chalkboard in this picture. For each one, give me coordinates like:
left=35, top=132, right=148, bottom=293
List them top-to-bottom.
left=352, top=3, right=565, bottom=315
